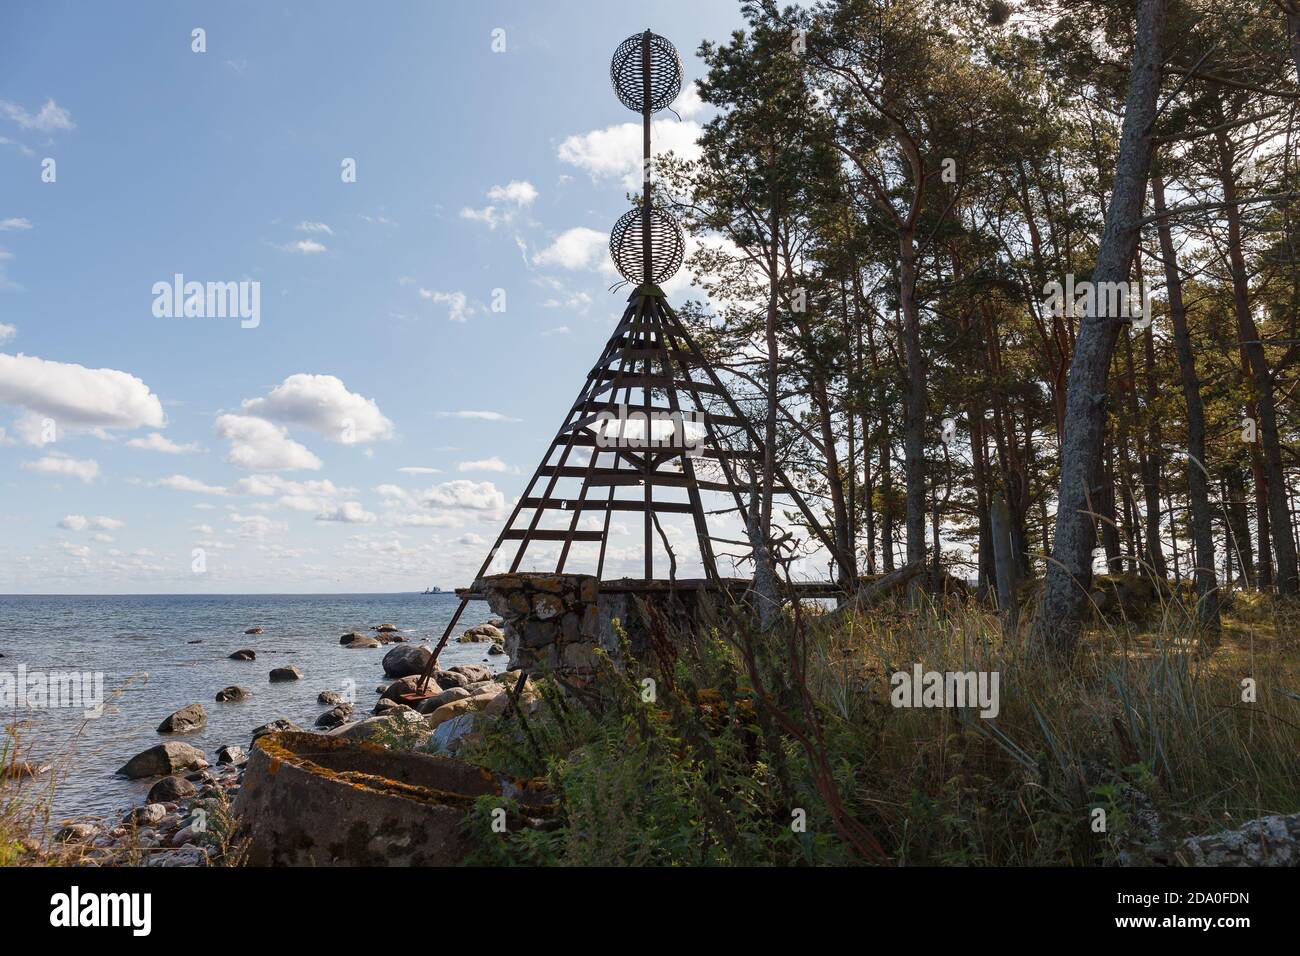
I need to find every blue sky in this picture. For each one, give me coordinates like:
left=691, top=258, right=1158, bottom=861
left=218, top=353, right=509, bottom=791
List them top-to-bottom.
left=0, top=0, right=750, bottom=593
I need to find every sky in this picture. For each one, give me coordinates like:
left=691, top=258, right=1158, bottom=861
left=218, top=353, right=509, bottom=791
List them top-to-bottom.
left=0, top=0, right=754, bottom=594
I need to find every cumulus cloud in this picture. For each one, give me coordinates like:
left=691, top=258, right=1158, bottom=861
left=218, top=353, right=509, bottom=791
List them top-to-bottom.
left=0, top=98, right=74, bottom=132
left=557, top=120, right=702, bottom=188
left=460, top=180, right=537, bottom=229
left=0, top=218, right=32, bottom=231
left=295, top=221, right=333, bottom=235
left=534, top=227, right=607, bottom=271
left=281, top=239, right=327, bottom=254
left=0, top=323, right=14, bottom=344
left=0, top=353, right=165, bottom=435
left=240, top=373, right=394, bottom=444
left=214, top=414, right=322, bottom=471
left=126, top=432, right=200, bottom=454
left=22, top=452, right=100, bottom=482
left=457, top=456, right=509, bottom=473
left=397, top=466, right=441, bottom=475
left=157, top=474, right=230, bottom=495
left=419, top=479, right=505, bottom=511
left=316, top=501, right=377, bottom=524
left=227, top=512, right=287, bottom=539
left=59, top=514, right=122, bottom=531
left=458, top=532, right=486, bottom=546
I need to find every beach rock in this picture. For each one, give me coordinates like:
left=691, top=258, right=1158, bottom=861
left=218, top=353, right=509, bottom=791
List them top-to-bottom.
left=488, top=617, right=505, bottom=628
left=375, top=623, right=399, bottom=633
left=458, top=623, right=504, bottom=643
left=245, top=626, right=265, bottom=635
left=339, top=631, right=368, bottom=645
left=344, top=635, right=382, bottom=649
left=188, top=639, right=203, bottom=644
left=383, top=643, right=432, bottom=678
left=488, top=643, right=505, bottom=656
left=229, top=649, right=256, bottom=661
left=449, top=664, right=492, bottom=684
left=269, top=666, right=303, bottom=682
left=433, top=669, right=471, bottom=690
left=379, top=674, right=438, bottom=703
left=466, top=680, right=506, bottom=700
left=484, top=682, right=539, bottom=718
left=215, top=685, right=250, bottom=703
left=416, top=686, right=471, bottom=714
left=318, top=690, right=345, bottom=705
left=426, top=697, right=484, bottom=729
left=372, top=698, right=410, bottom=717
left=157, top=703, right=207, bottom=734
left=315, top=704, right=354, bottom=729
left=328, top=710, right=430, bottom=746
left=430, top=713, right=479, bottom=754
left=252, top=719, right=301, bottom=741
left=118, top=742, right=209, bottom=779
left=217, top=745, right=246, bottom=765
left=148, top=775, right=198, bottom=803
left=124, top=803, right=168, bottom=827
left=1181, top=812, right=1300, bottom=866
left=55, top=823, right=99, bottom=844
left=147, top=846, right=208, bottom=867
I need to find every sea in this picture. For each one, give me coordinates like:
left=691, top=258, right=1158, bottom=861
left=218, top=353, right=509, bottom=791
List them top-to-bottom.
left=0, top=592, right=501, bottom=823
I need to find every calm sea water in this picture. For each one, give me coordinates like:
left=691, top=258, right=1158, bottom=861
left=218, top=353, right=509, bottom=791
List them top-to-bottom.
left=0, top=593, right=500, bottom=822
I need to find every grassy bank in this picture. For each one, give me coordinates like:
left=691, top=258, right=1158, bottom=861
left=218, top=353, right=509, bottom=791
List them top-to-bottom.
left=458, top=591, right=1300, bottom=866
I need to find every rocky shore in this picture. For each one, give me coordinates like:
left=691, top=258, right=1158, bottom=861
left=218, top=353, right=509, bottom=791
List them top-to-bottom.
left=19, top=618, right=519, bottom=867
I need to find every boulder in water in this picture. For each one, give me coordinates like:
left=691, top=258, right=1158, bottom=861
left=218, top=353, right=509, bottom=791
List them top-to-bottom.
left=245, top=627, right=265, bottom=635
left=382, top=643, right=432, bottom=678
left=229, top=648, right=256, bottom=661
left=269, top=666, right=303, bottom=682
left=215, top=685, right=250, bottom=703
left=157, top=704, right=207, bottom=734
left=118, top=742, right=208, bottom=779
left=148, top=775, right=197, bottom=803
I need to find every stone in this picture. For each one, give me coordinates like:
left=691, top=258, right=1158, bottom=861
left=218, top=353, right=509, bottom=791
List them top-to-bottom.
left=534, top=594, right=563, bottom=620
left=375, top=623, right=400, bottom=633
left=458, top=623, right=504, bottom=643
left=245, top=626, right=264, bottom=634
left=339, top=631, right=368, bottom=645
left=344, top=635, right=382, bottom=649
left=562, top=642, right=600, bottom=672
left=382, top=643, right=433, bottom=678
left=488, top=643, right=505, bottom=656
left=229, top=649, right=256, bottom=661
left=449, top=663, right=491, bottom=684
left=269, top=666, right=303, bottom=682
left=433, top=669, right=471, bottom=690
left=380, top=673, right=439, bottom=702
left=466, top=680, right=505, bottom=700
left=484, top=683, right=539, bottom=717
left=215, top=685, right=250, bottom=703
left=422, top=685, right=472, bottom=711
left=318, top=690, right=344, bottom=705
left=426, top=697, right=483, bottom=729
left=372, top=698, right=410, bottom=717
left=158, top=703, right=207, bottom=734
left=315, top=704, right=355, bottom=729
left=328, top=710, right=430, bottom=745
left=430, top=713, right=479, bottom=754
left=252, top=719, right=301, bottom=741
left=118, top=742, right=209, bottom=779
left=217, top=745, right=246, bottom=765
left=147, top=775, right=198, bottom=803
left=124, top=803, right=168, bottom=827
left=1181, top=812, right=1300, bottom=866
left=55, top=823, right=99, bottom=844
left=147, top=846, right=208, bottom=867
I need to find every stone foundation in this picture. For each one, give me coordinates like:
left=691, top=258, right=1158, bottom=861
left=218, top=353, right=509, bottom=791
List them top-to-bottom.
left=477, top=573, right=601, bottom=676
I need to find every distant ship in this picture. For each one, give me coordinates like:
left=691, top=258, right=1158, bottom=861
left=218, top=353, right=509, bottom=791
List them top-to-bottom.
left=421, top=586, right=442, bottom=594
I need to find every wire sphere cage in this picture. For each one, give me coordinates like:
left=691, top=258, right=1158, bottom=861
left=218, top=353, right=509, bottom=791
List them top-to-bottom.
left=610, top=31, right=683, bottom=113
left=609, top=207, right=686, bottom=286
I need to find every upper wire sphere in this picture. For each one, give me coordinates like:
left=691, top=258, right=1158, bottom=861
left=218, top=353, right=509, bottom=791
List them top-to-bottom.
left=610, top=31, right=682, bottom=113
left=610, top=207, right=685, bottom=286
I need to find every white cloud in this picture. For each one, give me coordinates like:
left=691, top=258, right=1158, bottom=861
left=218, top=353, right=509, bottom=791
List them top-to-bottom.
left=675, top=82, right=706, bottom=119
left=0, top=98, right=74, bottom=132
left=558, top=120, right=702, bottom=188
left=460, top=180, right=538, bottom=229
left=0, top=218, right=32, bottom=231
left=295, top=221, right=333, bottom=235
left=534, top=227, right=607, bottom=271
left=281, top=239, right=327, bottom=254
left=419, top=288, right=479, bottom=322
left=0, top=323, right=14, bottom=343
left=542, top=325, right=571, bottom=336
left=0, top=353, right=165, bottom=434
left=241, top=373, right=394, bottom=443
left=435, top=410, right=520, bottom=422
left=214, top=414, right=322, bottom=471
left=126, top=432, right=200, bottom=454
left=22, top=452, right=99, bottom=482
left=457, top=456, right=509, bottom=473
left=397, top=466, right=441, bottom=475
left=157, top=474, right=229, bottom=495
left=420, top=479, right=505, bottom=511
left=316, top=501, right=377, bottom=524
left=227, top=512, right=287, bottom=539
left=394, top=512, right=462, bottom=528
left=60, top=514, right=122, bottom=531
left=191, top=523, right=214, bottom=534
left=458, top=532, right=486, bottom=546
